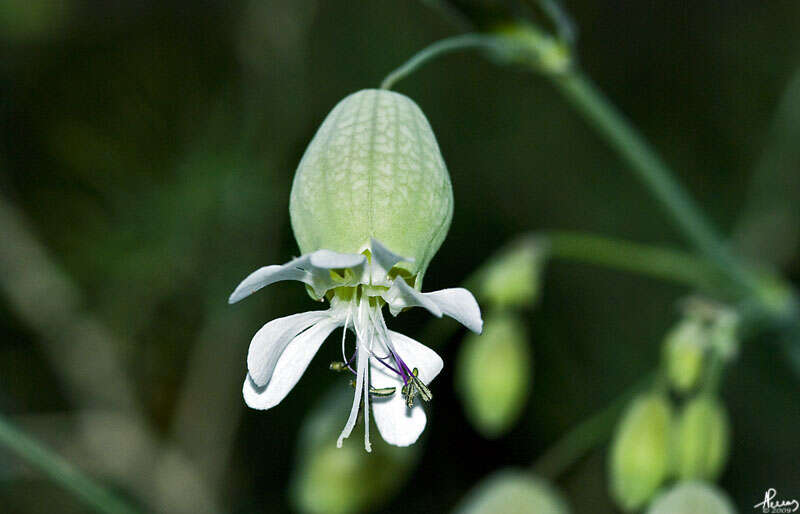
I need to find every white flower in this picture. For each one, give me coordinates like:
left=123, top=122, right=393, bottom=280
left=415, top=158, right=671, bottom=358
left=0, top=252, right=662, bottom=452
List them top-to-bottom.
left=231, top=88, right=480, bottom=450
left=230, top=238, right=482, bottom=451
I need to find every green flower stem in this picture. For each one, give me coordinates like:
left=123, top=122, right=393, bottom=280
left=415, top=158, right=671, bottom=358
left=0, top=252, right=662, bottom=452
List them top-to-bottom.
left=382, top=32, right=765, bottom=302
left=380, top=34, right=499, bottom=90
left=548, top=72, right=761, bottom=297
left=545, top=231, right=718, bottom=290
left=422, top=232, right=715, bottom=348
left=531, top=372, right=656, bottom=479
left=0, top=413, right=140, bottom=514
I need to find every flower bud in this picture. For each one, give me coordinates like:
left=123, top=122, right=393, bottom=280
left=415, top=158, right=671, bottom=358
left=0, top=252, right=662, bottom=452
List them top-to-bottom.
left=493, top=24, right=572, bottom=75
left=290, top=89, right=453, bottom=283
left=479, top=239, right=547, bottom=309
left=709, top=311, right=740, bottom=362
left=456, top=313, right=532, bottom=438
left=663, top=318, right=707, bottom=393
left=291, top=388, right=418, bottom=514
left=609, top=394, right=673, bottom=512
left=674, top=396, right=730, bottom=481
left=455, top=470, right=570, bottom=514
left=646, top=481, right=735, bottom=514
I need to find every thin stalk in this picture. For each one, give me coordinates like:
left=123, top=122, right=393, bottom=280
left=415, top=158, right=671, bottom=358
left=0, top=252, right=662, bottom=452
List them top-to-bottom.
left=382, top=33, right=763, bottom=301
left=380, top=34, right=499, bottom=90
left=549, top=72, right=761, bottom=297
left=423, top=231, right=715, bottom=348
left=545, top=231, right=718, bottom=290
left=0, top=413, right=140, bottom=514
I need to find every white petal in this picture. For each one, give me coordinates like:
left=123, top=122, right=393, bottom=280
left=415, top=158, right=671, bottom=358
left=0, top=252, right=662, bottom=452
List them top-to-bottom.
left=370, top=238, right=413, bottom=272
left=309, top=249, right=366, bottom=270
left=228, top=256, right=310, bottom=304
left=383, top=278, right=443, bottom=317
left=424, top=288, right=483, bottom=333
left=247, top=311, right=330, bottom=386
left=242, top=317, right=340, bottom=410
left=388, top=330, right=444, bottom=383
left=370, top=331, right=443, bottom=447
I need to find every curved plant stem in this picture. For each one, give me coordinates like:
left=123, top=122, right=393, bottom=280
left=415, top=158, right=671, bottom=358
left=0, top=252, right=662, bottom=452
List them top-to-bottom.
left=381, top=32, right=766, bottom=302
left=380, top=34, right=499, bottom=90
left=549, top=72, right=761, bottom=297
left=545, top=231, right=718, bottom=289
left=423, top=232, right=714, bottom=348
left=0, top=413, right=140, bottom=514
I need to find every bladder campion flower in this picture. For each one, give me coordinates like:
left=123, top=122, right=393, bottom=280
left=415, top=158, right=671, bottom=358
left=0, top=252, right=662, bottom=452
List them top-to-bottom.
left=229, top=89, right=483, bottom=451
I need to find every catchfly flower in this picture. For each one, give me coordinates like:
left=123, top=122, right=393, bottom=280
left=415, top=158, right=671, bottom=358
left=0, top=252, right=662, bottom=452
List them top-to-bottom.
left=229, top=89, right=482, bottom=451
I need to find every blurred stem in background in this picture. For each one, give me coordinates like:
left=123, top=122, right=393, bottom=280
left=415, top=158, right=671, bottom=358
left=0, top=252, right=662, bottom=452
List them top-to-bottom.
left=383, top=4, right=800, bottom=487
left=381, top=21, right=798, bottom=344
left=381, top=30, right=761, bottom=298
left=548, top=71, right=762, bottom=297
left=0, top=197, right=220, bottom=513
left=422, top=231, right=717, bottom=349
left=545, top=232, right=717, bottom=290
left=0, top=413, right=140, bottom=514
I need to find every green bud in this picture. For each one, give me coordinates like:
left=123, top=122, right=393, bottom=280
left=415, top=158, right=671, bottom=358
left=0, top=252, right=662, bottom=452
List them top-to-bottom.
left=493, top=24, right=572, bottom=75
left=289, top=89, right=453, bottom=284
left=479, top=239, right=547, bottom=309
left=709, top=311, right=740, bottom=362
left=456, top=313, right=532, bottom=438
left=663, top=319, right=707, bottom=393
left=291, top=388, right=418, bottom=514
left=609, top=394, right=673, bottom=512
left=674, top=396, right=730, bottom=481
left=456, top=470, right=570, bottom=514
left=646, top=481, right=735, bottom=514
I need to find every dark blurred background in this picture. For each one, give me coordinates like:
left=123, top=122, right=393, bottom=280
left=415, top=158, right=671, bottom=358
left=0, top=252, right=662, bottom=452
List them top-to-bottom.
left=1, top=1, right=798, bottom=513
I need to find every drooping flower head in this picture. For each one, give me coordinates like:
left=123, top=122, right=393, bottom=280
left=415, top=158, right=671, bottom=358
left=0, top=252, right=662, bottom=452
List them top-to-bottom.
left=229, top=89, right=482, bottom=451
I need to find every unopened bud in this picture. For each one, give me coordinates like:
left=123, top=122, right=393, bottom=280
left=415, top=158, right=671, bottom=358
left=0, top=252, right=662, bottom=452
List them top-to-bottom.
left=492, top=24, right=572, bottom=75
left=290, top=89, right=453, bottom=284
left=479, top=239, right=547, bottom=309
left=709, top=311, right=740, bottom=362
left=456, top=313, right=532, bottom=438
left=663, top=319, right=707, bottom=393
left=609, top=394, right=673, bottom=512
left=674, top=396, right=730, bottom=481
left=455, top=470, right=570, bottom=514
left=647, top=481, right=735, bottom=514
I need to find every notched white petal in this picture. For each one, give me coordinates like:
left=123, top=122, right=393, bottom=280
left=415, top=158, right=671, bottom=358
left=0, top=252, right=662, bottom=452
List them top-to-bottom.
left=370, top=238, right=413, bottom=273
left=228, top=256, right=309, bottom=304
left=383, top=278, right=443, bottom=317
left=424, top=288, right=483, bottom=333
left=247, top=311, right=329, bottom=386
left=242, top=318, right=340, bottom=410
left=388, top=330, right=444, bottom=383
left=369, top=331, right=443, bottom=447
left=369, top=362, right=427, bottom=447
